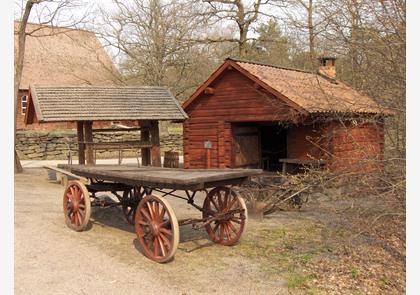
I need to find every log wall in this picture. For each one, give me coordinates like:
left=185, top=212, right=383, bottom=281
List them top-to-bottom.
left=183, top=68, right=385, bottom=172
left=183, top=69, right=292, bottom=168
left=328, top=121, right=385, bottom=172
left=287, top=124, right=326, bottom=160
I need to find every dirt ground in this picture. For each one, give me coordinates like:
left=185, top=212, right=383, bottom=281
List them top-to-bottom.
left=15, top=168, right=405, bottom=295
left=15, top=168, right=289, bottom=295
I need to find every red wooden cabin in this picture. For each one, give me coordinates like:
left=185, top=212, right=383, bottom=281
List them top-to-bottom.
left=182, top=58, right=390, bottom=173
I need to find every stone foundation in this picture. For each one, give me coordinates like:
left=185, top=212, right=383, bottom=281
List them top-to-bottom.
left=16, top=130, right=183, bottom=160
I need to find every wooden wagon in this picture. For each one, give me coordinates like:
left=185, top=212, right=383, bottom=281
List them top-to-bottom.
left=58, top=164, right=262, bottom=262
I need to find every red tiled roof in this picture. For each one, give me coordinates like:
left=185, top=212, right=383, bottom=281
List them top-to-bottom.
left=183, top=58, right=390, bottom=115
left=235, top=59, right=386, bottom=114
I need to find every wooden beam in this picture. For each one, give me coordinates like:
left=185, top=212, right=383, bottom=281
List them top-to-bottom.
left=204, top=87, right=214, bottom=95
left=139, top=120, right=151, bottom=166
left=150, top=120, right=161, bottom=167
left=77, top=121, right=85, bottom=165
left=84, top=121, right=94, bottom=165
left=92, top=127, right=146, bottom=133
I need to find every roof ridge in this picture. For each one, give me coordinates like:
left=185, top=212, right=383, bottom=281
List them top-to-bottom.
left=14, top=20, right=94, bottom=34
left=226, top=57, right=314, bottom=75
left=228, top=57, right=341, bottom=85
left=26, top=85, right=188, bottom=124
left=32, top=85, right=167, bottom=88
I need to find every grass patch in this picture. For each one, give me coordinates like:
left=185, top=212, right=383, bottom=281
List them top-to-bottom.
left=228, top=221, right=324, bottom=286
left=297, top=249, right=320, bottom=265
left=350, top=267, right=359, bottom=279
left=286, top=272, right=317, bottom=288
left=379, top=276, right=390, bottom=288
left=307, top=288, right=329, bottom=295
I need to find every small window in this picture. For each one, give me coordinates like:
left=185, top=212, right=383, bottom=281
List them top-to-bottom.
left=21, top=95, right=27, bottom=114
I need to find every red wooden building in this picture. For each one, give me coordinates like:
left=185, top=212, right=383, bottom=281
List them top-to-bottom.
left=182, top=58, right=390, bottom=173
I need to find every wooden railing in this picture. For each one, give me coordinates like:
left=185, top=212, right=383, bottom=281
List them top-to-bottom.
left=83, top=140, right=153, bottom=165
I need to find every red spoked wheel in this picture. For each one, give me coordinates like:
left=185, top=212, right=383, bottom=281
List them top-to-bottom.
left=63, top=180, right=91, bottom=231
left=122, top=186, right=143, bottom=225
left=202, top=187, right=247, bottom=246
left=134, top=195, right=179, bottom=263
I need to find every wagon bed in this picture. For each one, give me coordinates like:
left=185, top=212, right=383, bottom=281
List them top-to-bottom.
left=57, top=164, right=262, bottom=263
left=57, top=164, right=260, bottom=190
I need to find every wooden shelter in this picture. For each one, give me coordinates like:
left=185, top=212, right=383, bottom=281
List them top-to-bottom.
left=182, top=58, right=391, bottom=173
left=25, top=85, right=188, bottom=166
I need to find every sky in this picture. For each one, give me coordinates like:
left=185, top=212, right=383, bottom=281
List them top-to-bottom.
left=13, top=0, right=289, bottom=64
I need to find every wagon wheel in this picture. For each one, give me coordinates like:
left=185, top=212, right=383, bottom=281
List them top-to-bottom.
left=63, top=180, right=91, bottom=231
left=122, top=186, right=143, bottom=225
left=202, top=187, right=247, bottom=246
left=134, top=195, right=179, bottom=263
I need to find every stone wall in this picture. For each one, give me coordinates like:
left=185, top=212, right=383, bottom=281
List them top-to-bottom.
left=16, top=130, right=183, bottom=160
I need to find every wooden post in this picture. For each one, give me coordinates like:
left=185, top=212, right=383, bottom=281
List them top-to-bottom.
left=139, top=120, right=151, bottom=166
left=150, top=120, right=162, bottom=167
left=217, top=120, right=225, bottom=168
left=77, top=121, right=85, bottom=165
left=84, top=121, right=94, bottom=165
left=183, top=121, right=190, bottom=169
left=224, top=123, right=231, bottom=168
left=204, top=140, right=212, bottom=169
left=206, top=149, right=211, bottom=168
left=282, top=162, right=287, bottom=175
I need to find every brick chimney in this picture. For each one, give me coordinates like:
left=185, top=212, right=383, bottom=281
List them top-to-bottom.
left=317, top=57, right=336, bottom=79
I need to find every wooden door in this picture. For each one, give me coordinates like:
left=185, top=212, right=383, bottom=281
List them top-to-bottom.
left=232, top=125, right=261, bottom=168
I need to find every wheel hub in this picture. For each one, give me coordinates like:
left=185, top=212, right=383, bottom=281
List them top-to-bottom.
left=72, top=201, right=79, bottom=211
left=150, top=222, right=160, bottom=236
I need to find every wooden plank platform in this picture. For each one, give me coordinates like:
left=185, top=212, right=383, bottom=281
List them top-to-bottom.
left=278, top=158, right=326, bottom=174
left=278, top=158, right=326, bottom=165
left=57, top=164, right=263, bottom=190
left=43, top=165, right=87, bottom=186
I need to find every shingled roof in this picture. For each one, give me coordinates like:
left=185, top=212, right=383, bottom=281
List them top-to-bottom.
left=15, top=22, right=121, bottom=89
left=183, top=58, right=389, bottom=114
left=25, top=86, right=188, bottom=124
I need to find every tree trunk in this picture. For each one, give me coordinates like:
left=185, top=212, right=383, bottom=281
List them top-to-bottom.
left=14, top=0, right=37, bottom=173
left=236, top=0, right=247, bottom=58
left=307, top=0, right=315, bottom=69
left=238, top=23, right=249, bottom=58
left=238, top=39, right=246, bottom=58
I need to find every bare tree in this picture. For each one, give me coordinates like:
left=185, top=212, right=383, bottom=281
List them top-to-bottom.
left=14, top=0, right=93, bottom=172
left=14, top=0, right=41, bottom=173
left=98, top=0, right=213, bottom=98
left=198, top=0, right=277, bottom=58
left=279, top=0, right=334, bottom=69
left=318, top=0, right=405, bottom=157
